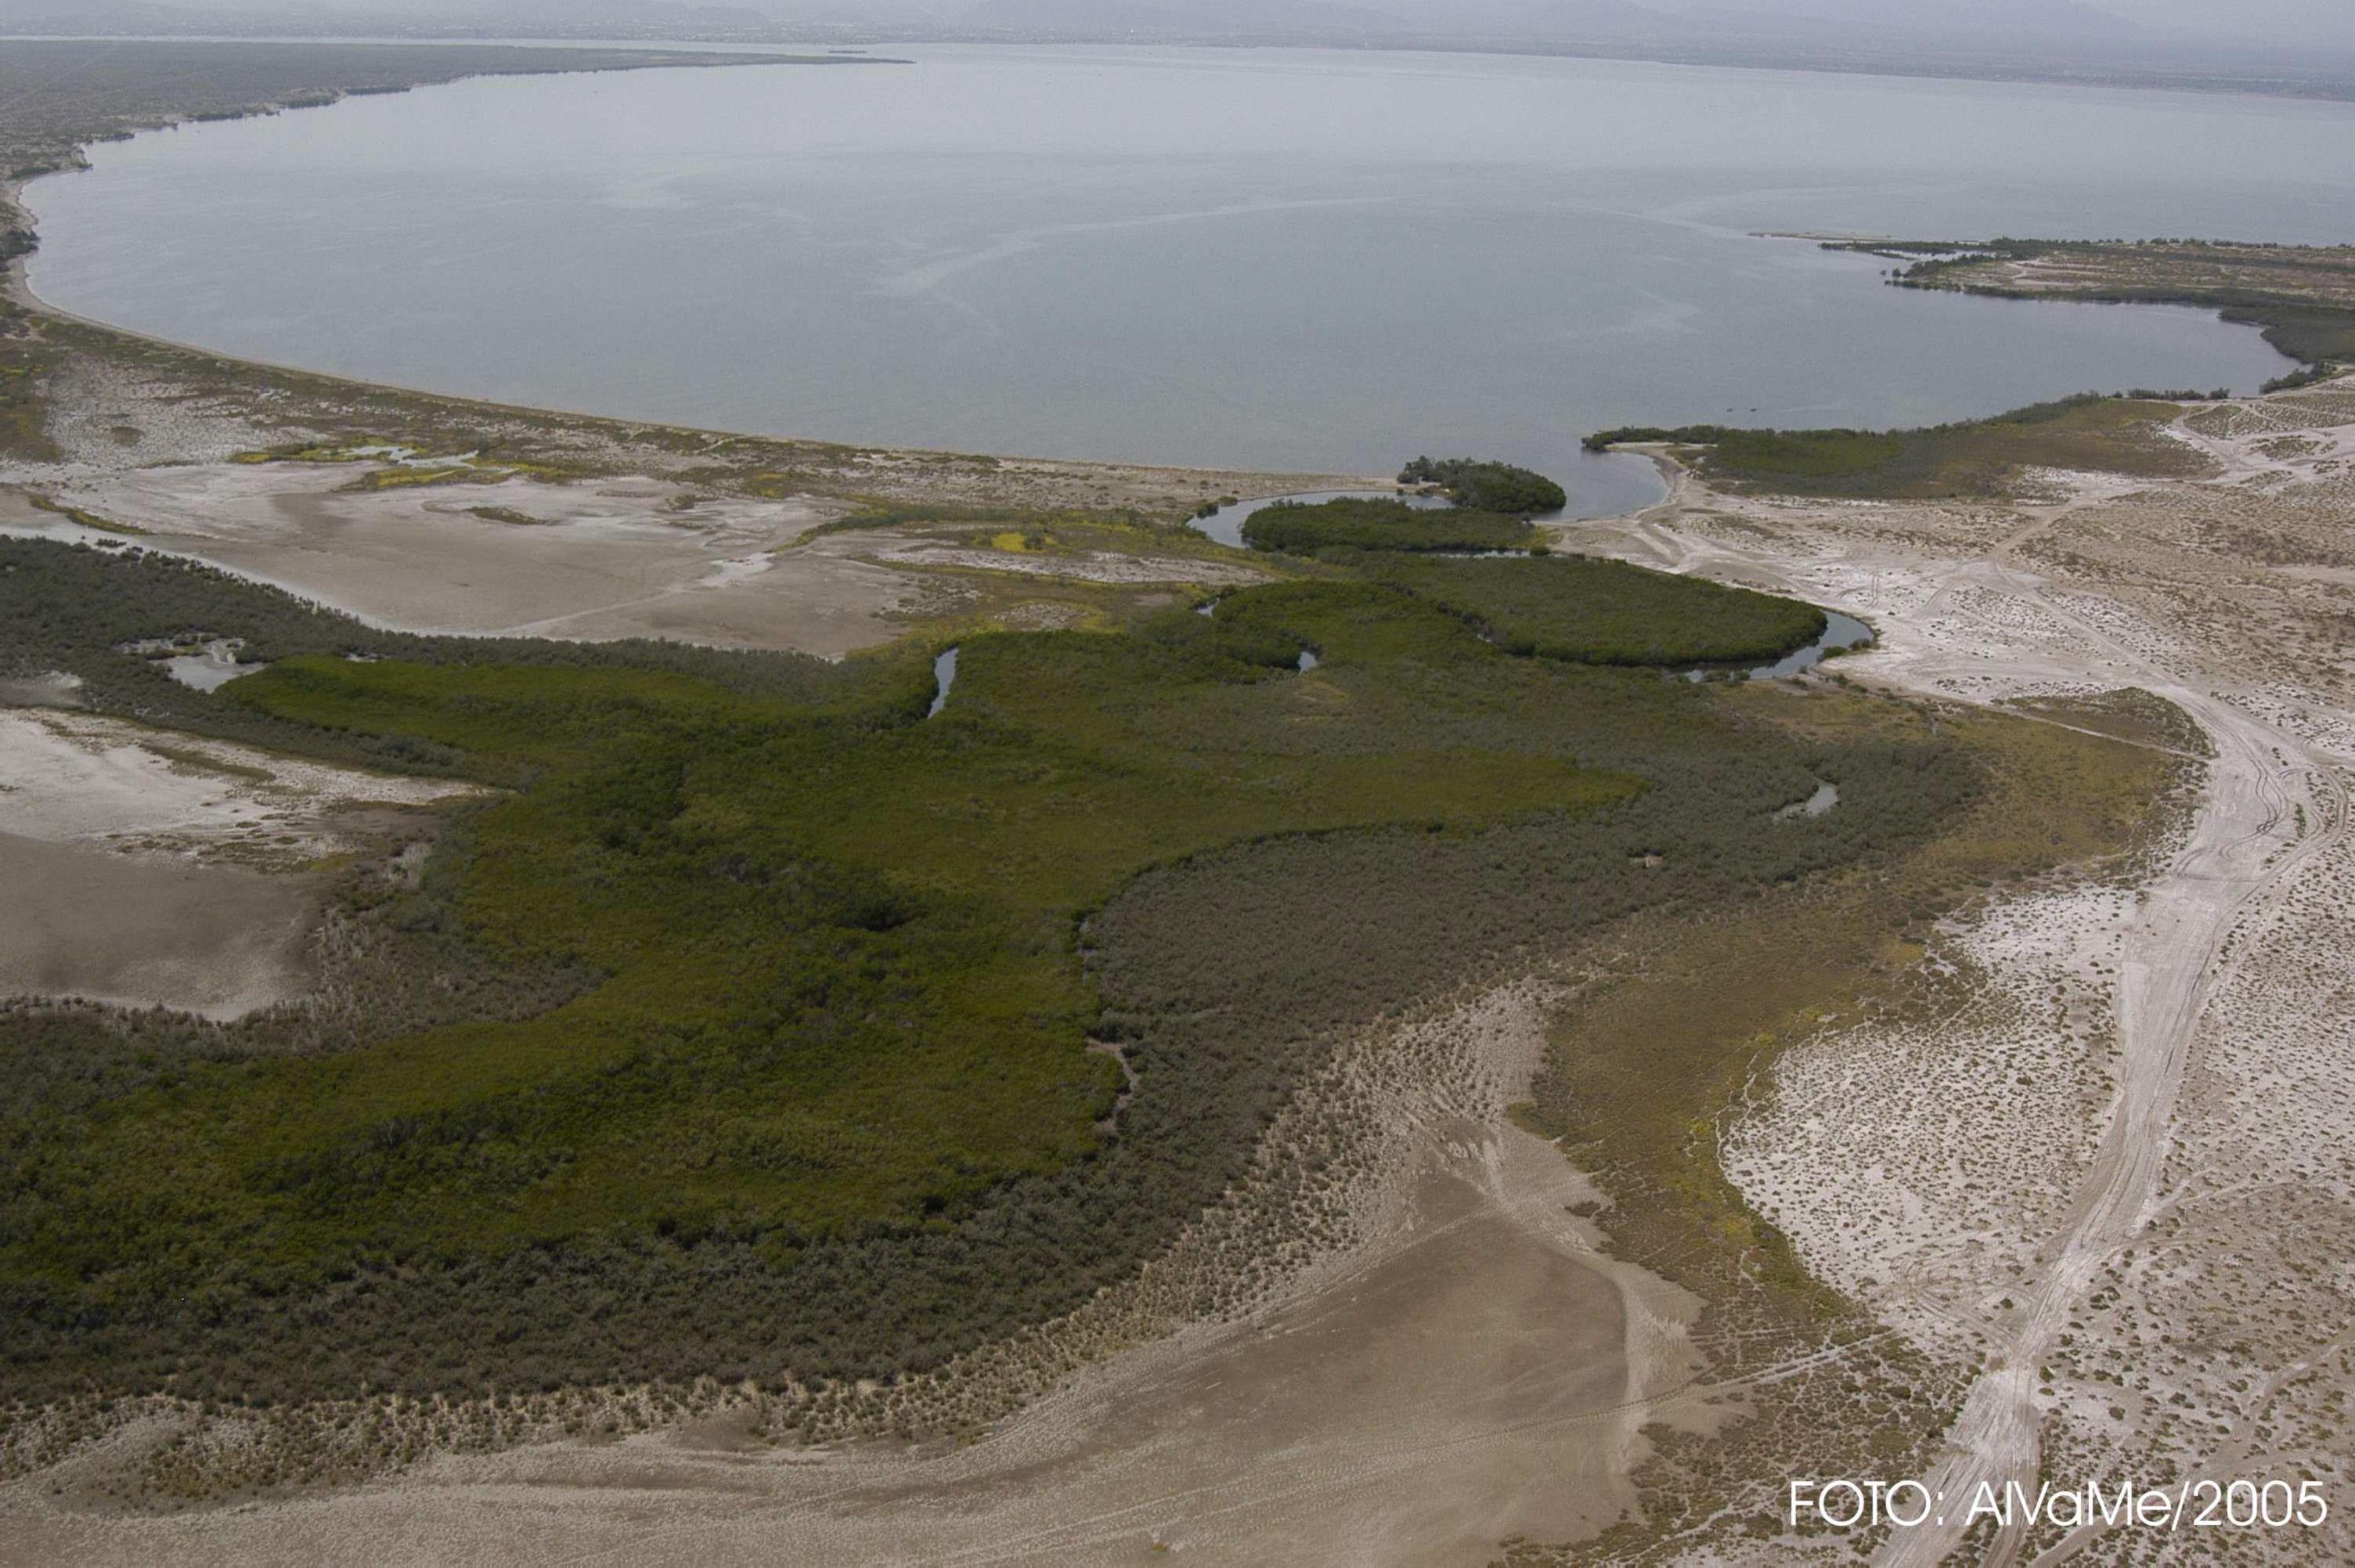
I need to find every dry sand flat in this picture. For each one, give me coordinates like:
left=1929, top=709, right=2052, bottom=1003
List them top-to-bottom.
left=1556, top=384, right=2355, bottom=1563
left=1, top=464, right=1272, bottom=657
left=3, top=464, right=924, bottom=657
left=865, top=539, right=1268, bottom=587
left=0, top=705, right=479, bottom=1016
left=0, top=830, right=319, bottom=1020
left=0, top=986, right=1715, bottom=1566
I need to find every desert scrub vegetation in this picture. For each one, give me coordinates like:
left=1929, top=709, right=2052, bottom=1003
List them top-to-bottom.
left=0, top=296, right=59, bottom=463
left=1585, top=392, right=2209, bottom=498
left=1396, top=456, right=1567, bottom=514
left=1239, top=496, right=1535, bottom=555
left=0, top=535, right=1974, bottom=1413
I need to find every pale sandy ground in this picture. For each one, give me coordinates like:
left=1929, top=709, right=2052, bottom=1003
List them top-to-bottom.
left=1553, top=384, right=2355, bottom=1563
left=0, top=466, right=1272, bottom=656
left=0, top=468, right=922, bottom=657
left=866, top=539, right=1268, bottom=587
left=0, top=704, right=478, bottom=1017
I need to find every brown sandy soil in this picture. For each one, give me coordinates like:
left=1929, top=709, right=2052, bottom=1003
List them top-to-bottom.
left=1549, top=380, right=2355, bottom=1563
left=864, top=539, right=1268, bottom=588
left=0, top=704, right=481, bottom=1015
left=0, top=831, right=316, bottom=1020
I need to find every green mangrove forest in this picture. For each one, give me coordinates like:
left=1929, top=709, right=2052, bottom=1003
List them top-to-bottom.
left=1396, top=456, right=1567, bottom=514
left=1239, top=496, right=1535, bottom=554
left=0, top=531, right=1971, bottom=1405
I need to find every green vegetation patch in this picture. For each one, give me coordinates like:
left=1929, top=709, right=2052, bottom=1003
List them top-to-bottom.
left=1587, top=394, right=2206, bottom=499
left=1686, top=427, right=1903, bottom=479
left=1397, top=456, right=1567, bottom=514
left=27, top=493, right=147, bottom=535
left=1239, top=497, right=1535, bottom=555
left=466, top=505, right=546, bottom=527
left=0, top=535, right=1968, bottom=1404
left=1365, top=553, right=1827, bottom=666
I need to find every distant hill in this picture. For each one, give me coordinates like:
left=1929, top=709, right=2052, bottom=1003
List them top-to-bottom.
left=0, top=0, right=782, bottom=34
left=0, top=0, right=204, bottom=25
left=961, top=0, right=1412, bottom=36
left=1378, top=0, right=1689, bottom=41
left=1669, top=0, right=2151, bottom=45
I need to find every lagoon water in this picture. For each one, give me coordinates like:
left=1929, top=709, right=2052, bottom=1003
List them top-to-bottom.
left=27, top=46, right=2354, bottom=513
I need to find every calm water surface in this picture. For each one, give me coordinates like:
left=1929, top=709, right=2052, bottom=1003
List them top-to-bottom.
left=28, top=46, right=2355, bottom=512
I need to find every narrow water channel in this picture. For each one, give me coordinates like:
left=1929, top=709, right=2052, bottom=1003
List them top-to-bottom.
left=1689, top=610, right=1875, bottom=683
left=928, top=647, right=958, bottom=718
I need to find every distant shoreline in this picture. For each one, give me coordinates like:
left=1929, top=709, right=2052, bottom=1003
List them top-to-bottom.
left=2, top=28, right=2349, bottom=107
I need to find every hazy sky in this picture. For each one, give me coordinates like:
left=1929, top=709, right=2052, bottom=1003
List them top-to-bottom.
left=146, top=0, right=2355, bottom=52
left=1778, top=0, right=2351, bottom=47
left=2081, top=0, right=2347, bottom=35
left=2138, top=0, right=2355, bottom=48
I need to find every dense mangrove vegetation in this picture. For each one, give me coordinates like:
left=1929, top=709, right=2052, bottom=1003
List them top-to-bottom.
left=1396, top=456, right=1567, bottom=514
left=1239, top=496, right=1534, bottom=554
left=0, top=532, right=1975, bottom=1402
left=1365, top=553, right=1826, bottom=666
